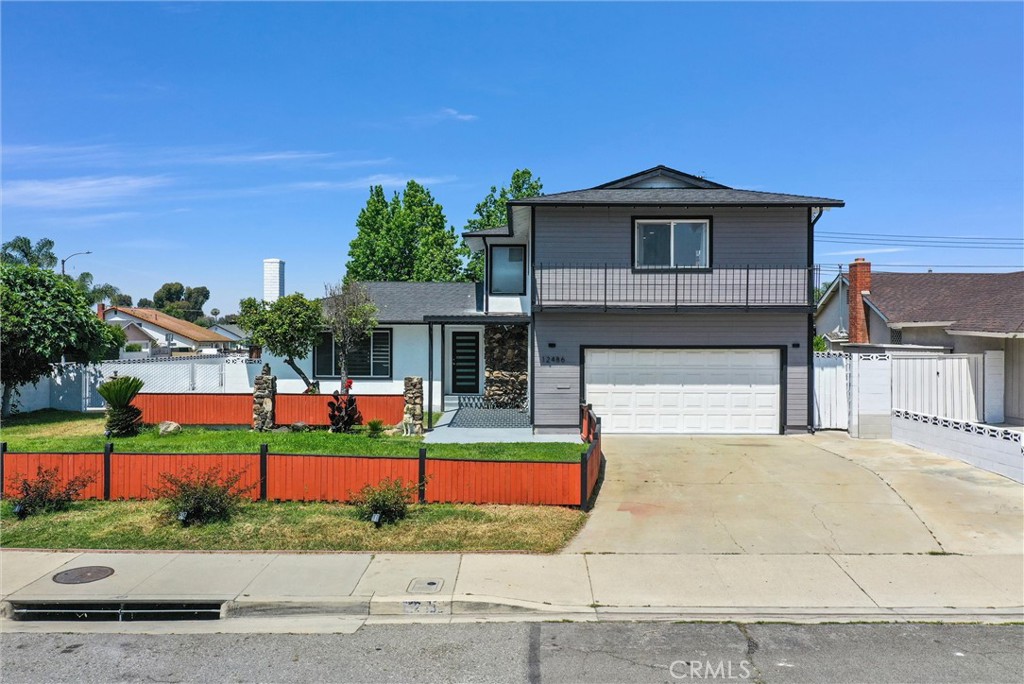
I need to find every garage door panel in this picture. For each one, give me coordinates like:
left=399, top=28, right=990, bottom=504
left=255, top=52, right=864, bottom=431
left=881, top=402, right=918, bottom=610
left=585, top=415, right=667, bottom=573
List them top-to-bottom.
left=585, top=348, right=780, bottom=435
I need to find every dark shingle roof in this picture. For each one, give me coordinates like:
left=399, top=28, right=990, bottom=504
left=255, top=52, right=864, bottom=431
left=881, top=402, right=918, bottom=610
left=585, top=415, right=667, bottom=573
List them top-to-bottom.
left=509, top=187, right=844, bottom=207
left=864, top=271, right=1024, bottom=334
left=355, top=282, right=482, bottom=323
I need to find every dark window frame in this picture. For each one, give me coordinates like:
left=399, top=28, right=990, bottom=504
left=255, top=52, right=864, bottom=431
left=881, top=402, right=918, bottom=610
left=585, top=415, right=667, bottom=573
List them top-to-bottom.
left=630, top=215, right=714, bottom=273
left=488, top=244, right=527, bottom=296
left=312, top=328, right=393, bottom=380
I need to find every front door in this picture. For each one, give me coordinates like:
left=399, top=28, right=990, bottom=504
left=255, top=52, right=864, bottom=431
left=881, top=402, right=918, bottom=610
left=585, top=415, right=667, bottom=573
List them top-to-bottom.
left=451, top=331, right=481, bottom=394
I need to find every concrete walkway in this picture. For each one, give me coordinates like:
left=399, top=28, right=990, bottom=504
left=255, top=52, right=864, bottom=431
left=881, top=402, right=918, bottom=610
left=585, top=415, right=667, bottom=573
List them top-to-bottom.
left=2, top=549, right=1021, bottom=632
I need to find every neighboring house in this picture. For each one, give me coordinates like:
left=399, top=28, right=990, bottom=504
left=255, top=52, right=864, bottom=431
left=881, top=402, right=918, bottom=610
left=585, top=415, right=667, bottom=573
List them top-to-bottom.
left=267, top=165, right=844, bottom=435
left=815, top=260, right=1024, bottom=423
left=99, top=304, right=232, bottom=354
left=210, top=322, right=247, bottom=348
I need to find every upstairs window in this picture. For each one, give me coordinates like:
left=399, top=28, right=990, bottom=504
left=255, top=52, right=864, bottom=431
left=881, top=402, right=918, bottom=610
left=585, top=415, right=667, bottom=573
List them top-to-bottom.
left=634, top=219, right=710, bottom=269
left=489, top=245, right=526, bottom=295
left=313, top=329, right=392, bottom=378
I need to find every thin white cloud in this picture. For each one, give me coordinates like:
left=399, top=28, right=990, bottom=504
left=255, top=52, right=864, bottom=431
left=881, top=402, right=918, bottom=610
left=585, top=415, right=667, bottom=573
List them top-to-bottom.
left=401, top=108, right=479, bottom=127
left=2, top=144, right=125, bottom=167
left=192, top=150, right=334, bottom=164
left=290, top=174, right=457, bottom=191
left=2, top=175, right=171, bottom=208
left=821, top=247, right=909, bottom=257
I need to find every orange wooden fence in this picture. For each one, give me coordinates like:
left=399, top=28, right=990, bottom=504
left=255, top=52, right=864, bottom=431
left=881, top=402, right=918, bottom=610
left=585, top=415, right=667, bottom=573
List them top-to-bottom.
left=132, top=393, right=404, bottom=426
left=134, top=394, right=251, bottom=425
left=275, top=394, right=405, bottom=426
left=1, top=447, right=595, bottom=507
left=1, top=452, right=105, bottom=500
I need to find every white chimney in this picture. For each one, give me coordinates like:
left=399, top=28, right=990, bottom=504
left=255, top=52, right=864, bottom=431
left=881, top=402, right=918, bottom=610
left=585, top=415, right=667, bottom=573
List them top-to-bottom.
left=263, top=258, right=285, bottom=302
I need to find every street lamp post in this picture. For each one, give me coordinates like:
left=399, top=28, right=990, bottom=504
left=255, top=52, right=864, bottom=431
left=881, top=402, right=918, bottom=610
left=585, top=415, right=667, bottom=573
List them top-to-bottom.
left=60, top=250, right=92, bottom=276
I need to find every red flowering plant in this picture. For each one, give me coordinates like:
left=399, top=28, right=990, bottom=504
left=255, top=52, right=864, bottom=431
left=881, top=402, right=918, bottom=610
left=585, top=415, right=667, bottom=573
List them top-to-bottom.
left=328, top=378, right=360, bottom=432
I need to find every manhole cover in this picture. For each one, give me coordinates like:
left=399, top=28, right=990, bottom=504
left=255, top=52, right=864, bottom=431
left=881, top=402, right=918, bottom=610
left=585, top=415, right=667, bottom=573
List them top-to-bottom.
left=52, top=566, right=115, bottom=585
left=407, top=577, right=443, bottom=593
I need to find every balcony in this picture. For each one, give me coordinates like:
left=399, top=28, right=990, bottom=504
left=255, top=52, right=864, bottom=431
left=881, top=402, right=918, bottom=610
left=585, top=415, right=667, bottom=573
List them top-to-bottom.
left=534, top=263, right=816, bottom=310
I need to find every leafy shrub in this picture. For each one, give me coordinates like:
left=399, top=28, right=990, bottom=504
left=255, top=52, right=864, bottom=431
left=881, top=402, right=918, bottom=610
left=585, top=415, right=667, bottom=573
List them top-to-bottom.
left=124, top=343, right=143, bottom=352
left=98, top=375, right=145, bottom=437
left=327, top=379, right=360, bottom=433
left=366, top=419, right=385, bottom=438
left=10, top=466, right=96, bottom=519
left=151, top=466, right=255, bottom=526
left=350, top=477, right=417, bottom=524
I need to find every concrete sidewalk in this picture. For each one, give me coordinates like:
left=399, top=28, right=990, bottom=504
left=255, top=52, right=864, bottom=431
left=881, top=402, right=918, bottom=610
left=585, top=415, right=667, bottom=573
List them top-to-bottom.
left=2, top=549, right=1021, bottom=632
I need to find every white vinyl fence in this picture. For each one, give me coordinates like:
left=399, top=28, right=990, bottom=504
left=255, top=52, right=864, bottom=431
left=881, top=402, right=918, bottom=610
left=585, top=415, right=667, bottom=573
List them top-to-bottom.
left=813, top=352, right=849, bottom=430
left=891, top=355, right=983, bottom=423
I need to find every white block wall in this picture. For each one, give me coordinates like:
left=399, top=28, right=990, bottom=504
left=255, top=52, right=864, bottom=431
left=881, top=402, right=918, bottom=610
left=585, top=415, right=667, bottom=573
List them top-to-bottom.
left=984, top=350, right=1005, bottom=424
left=2, top=378, right=52, bottom=414
left=892, top=410, right=1023, bottom=483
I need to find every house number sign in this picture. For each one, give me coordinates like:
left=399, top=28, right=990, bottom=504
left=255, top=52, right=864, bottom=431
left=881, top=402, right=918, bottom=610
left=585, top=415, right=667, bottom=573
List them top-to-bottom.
left=541, top=355, right=567, bottom=364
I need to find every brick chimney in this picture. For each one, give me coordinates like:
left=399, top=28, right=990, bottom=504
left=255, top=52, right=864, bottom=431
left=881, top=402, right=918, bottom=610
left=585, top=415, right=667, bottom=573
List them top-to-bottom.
left=847, top=258, right=871, bottom=344
left=97, top=302, right=106, bottom=321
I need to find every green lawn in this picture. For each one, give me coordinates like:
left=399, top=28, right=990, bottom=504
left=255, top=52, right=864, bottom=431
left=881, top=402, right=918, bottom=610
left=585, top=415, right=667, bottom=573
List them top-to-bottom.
left=0, top=409, right=583, bottom=462
left=0, top=499, right=586, bottom=553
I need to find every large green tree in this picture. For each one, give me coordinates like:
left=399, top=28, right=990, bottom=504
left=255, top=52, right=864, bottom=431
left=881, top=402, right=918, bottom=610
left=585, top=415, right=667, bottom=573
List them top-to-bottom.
left=462, top=169, right=543, bottom=281
left=345, top=180, right=465, bottom=283
left=1, top=236, right=58, bottom=270
left=0, top=264, right=123, bottom=417
left=74, top=272, right=121, bottom=305
left=150, top=282, right=210, bottom=322
left=237, top=293, right=325, bottom=391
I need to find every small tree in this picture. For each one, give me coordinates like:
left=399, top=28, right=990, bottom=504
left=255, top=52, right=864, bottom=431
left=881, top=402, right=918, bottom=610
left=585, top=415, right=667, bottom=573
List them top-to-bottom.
left=463, top=169, right=543, bottom=281
left=0, top=264, right=116, bottom=417
left=322, top=280, right=378, bottom=384
left=237, top=293, right=325, bottom=392
left=98, top=375, right=145, bottom=437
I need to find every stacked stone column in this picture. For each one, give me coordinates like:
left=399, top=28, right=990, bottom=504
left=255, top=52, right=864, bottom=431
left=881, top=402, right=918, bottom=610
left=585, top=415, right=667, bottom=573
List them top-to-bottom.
left=253, top=364, right=276, bottom=431
left=404, top=376, right=424, bottom=434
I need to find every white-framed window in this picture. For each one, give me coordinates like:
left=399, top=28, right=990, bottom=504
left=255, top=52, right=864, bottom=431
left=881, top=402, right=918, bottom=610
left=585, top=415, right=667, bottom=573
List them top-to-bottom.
left=634, top=219, right=710, bottom=269
left=489, top=245, right=527, bottom=295
left=314, top=329, right=392, bottom=379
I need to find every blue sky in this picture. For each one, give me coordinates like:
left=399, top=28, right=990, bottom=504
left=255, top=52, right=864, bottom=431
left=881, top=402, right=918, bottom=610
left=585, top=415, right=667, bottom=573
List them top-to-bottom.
left=3, top=2, right=1022, bottom=314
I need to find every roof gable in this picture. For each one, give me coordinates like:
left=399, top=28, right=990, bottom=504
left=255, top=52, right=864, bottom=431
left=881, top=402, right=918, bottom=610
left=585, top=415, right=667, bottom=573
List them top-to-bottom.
left=595, top=165, right=731, bottom=190
left=107, top=307, right=231, bottom=343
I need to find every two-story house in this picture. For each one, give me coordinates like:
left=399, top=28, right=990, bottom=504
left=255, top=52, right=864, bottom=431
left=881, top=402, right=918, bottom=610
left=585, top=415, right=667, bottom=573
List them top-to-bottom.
left=268, top=165, right=844, bottom=435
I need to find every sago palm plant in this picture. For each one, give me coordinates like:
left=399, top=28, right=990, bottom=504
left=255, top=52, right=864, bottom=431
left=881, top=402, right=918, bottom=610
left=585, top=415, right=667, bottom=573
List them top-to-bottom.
left=97, top=375, right=145, bottom=437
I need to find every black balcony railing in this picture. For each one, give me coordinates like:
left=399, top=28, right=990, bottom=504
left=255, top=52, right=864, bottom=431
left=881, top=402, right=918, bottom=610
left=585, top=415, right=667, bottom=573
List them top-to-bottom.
left=534, top=263, right=817, bottom=309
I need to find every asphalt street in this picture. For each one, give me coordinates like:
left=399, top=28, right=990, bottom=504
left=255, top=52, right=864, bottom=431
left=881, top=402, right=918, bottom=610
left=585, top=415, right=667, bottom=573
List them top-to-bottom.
left=2, top=622, right=1022, bottom=683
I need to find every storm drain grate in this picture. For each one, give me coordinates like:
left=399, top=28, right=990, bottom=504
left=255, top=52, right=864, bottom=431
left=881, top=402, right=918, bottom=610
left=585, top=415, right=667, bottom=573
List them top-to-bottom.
left=52, top=566, right=115, bottom=584
left=9, top=601, right=223, bottom=622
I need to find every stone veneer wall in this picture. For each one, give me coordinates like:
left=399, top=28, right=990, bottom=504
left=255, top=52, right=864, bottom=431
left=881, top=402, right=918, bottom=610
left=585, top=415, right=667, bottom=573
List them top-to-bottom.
left=484, top=325, right=528, bottom=409
left=253, top=364, right=276, bottom=431
left=404, top=376, right=424, bottom=434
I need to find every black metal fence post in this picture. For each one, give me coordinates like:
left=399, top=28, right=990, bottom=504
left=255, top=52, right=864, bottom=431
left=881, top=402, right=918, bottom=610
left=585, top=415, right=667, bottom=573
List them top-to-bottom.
left=745, top=264, right=750, bottom=310
left=0, top=441, right=6, bottom=498
left=103, top=442, right=113, bottom=501
left=259, top=444, right=268, bottom=501
left=418, top=447, right=427, bottom=503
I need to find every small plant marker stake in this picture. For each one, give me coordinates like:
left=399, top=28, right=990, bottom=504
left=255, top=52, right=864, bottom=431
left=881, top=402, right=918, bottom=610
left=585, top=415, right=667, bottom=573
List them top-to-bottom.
left=103, top=442, right=113, bottom=501
left=259, top=444, right=269, bottom=501
left=418, top=448, right=427, bottom=503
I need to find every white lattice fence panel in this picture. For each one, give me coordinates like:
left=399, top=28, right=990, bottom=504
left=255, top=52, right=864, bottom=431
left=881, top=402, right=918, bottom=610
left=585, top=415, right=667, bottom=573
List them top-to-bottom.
left=100, top=361, right=192, bottom=393
left=194, top=363, right=224, bottom=392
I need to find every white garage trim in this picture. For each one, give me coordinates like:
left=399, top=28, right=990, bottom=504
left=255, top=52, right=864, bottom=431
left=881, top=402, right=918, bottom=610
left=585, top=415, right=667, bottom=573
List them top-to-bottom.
left=583, top=347, right=785, bottom=434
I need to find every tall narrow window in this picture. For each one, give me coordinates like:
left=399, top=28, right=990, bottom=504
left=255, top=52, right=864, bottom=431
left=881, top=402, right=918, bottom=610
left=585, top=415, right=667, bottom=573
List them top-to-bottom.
left=634, top=219, right=710, bottom=269
left=489, top=245, right=526, bottom=295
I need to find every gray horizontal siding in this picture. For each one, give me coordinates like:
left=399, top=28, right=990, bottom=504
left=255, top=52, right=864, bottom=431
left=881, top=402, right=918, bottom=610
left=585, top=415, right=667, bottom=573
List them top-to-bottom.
left=534, top=206, right=809, bottom=266
left=533, top=312, right=809, bottom=431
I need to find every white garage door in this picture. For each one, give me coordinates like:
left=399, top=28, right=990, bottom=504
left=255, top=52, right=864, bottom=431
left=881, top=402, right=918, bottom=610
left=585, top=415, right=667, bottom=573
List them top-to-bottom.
left=585, top=349, right=781, bottom=434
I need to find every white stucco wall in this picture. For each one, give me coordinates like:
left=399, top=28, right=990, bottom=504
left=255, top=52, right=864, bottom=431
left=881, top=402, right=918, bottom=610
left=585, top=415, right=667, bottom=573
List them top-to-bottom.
left=257, top=324, right=444, bottom=410
left=2, top=378, right=52, bottom=414
left=892, top=410, right=1023, bottom=483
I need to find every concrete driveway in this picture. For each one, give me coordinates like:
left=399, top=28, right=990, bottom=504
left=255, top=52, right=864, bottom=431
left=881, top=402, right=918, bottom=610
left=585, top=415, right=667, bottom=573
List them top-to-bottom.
left=566, top=432, right=1024, bottom=555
